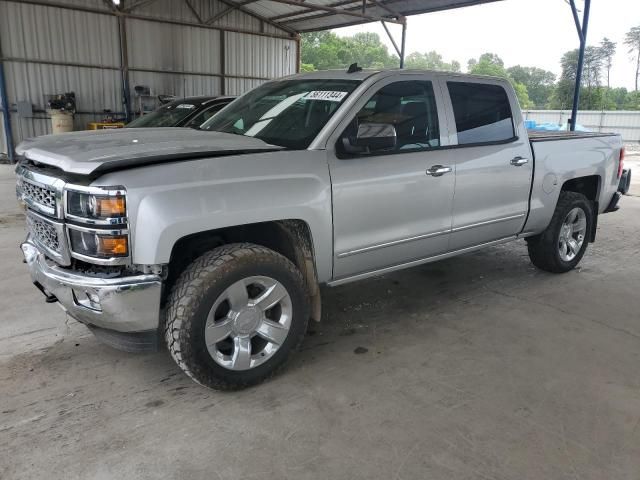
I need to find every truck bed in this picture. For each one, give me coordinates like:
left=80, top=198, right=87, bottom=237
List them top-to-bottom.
left=528, top=130, right=618, bottom=142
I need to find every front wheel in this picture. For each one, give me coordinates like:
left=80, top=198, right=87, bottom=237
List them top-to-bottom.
left=527, top=191, right=593, bottom=273
left=165, top=243, right=310, bottom=390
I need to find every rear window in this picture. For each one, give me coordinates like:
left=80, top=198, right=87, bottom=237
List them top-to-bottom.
left=447, top=82, right=515, bottom=145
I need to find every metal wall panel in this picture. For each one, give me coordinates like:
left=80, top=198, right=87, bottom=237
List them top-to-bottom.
left=0, top=0, right=297, bottom=154
left=126, top=18, right=222, bottom=74
left=225, top=32, right=296, bottom=80
left=128, top=70, right=222, bottom=99
left=524, top=110, right=640, bottom=142
left=0, top=115, right=6, bottom=155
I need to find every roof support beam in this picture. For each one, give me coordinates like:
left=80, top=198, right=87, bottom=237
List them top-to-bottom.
left=184, top=0, right=204, bottom=24
left=205, top=0, right=257, bottom=25
left=216, top=0, right=298, bottom=34
left=266, top=0, right=403, bottom=25
left=268, top=0, right=357, bottom=22
left=569, top=0, right=591, bottom=132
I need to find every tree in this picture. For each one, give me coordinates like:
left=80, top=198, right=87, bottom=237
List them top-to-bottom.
left=624, top=26, right=640, bottom=91
left=300, top=31, right=397, bottom=71
left=599, top=37, right=616, bottom=89
left=550, top=47, right=604, bottom=110
left=404, top=51, right=460, bottom=72
left=467, top=53, right=532, bottom=108
left=507, top=66, right=556, bottom=108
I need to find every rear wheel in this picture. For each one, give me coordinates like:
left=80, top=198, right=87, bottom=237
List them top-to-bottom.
left=527, top=191, right=593, bottom=273
left=165, top=243, right=309, bottom=390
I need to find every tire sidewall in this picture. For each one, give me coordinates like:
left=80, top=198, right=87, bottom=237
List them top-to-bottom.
left=549, top=196, right=593, bottom=270
left=173, top=248, right=309, bottom=389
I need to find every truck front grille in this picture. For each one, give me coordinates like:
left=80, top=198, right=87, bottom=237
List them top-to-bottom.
left=22, top=179, right=57, bottom=212
left=27, top=213, right=61, bottom=253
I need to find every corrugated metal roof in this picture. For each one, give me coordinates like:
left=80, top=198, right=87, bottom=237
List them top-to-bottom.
left=240, top=0, right=502, bottom=32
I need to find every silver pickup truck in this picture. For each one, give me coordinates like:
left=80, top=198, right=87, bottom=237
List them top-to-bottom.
left=15, top=69, right=625, bottom=389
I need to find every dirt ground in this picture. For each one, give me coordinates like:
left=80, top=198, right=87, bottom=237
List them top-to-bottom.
left=1, top=160, right=639, bottom=480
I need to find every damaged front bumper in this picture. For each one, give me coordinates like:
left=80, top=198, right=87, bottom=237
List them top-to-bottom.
left=21, top=240, right=162, bottom=334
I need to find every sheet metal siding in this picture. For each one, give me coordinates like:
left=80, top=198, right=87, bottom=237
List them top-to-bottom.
left=0, top=0, right=297, bottom=151
left=126, top=18, right=222, bottom=75
left=225, top=32, right=296, bottom=80
left=524, top=110, right=640, bottom=142
left=0, top=115, right=6, bottom=155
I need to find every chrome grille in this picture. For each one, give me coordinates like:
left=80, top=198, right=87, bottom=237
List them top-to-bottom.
left=22, top=179, right=57, bottom=211
left=27, top=213, right=61, bottom=253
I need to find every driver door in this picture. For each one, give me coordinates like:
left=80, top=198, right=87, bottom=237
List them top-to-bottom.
left=327, top=76, right=456, bottom=280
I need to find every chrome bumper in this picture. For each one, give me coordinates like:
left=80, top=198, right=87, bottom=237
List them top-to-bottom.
left=21, top=240, right=162, bottom=332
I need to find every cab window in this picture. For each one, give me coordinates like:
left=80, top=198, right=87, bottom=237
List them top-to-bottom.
left=341, top=80, right=441, bottom=154
left=447, top=82, right=515, bottom=145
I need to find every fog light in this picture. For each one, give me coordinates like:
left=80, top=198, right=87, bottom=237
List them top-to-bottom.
left=72, top=289, right=102, bottom=311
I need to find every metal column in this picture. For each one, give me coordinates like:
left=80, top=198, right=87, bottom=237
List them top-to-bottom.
left=569, top=0, right=591, bottom=131
left=117, top=13, right=132, bottom=122
left=399, top=19, right=407, bottom=69
left=0, top=35, right=15, bottom=162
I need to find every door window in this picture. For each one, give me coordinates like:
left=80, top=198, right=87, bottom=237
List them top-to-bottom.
left=342, top=80, right=441, bottom=154
left=447, top=82, right=515, bottom=145
left=184, top=103, right=228, bottom=128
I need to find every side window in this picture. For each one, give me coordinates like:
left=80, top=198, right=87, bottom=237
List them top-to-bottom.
left=342, top=80, right=440, bottom=154
left=447, top=82, right=515, bottom=145
left=185, top=104, right=227, bottom=128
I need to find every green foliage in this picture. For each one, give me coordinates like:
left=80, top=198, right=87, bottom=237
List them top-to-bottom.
left=624, top=26, right=640, bottom=91
left=300, top=31, right=397, bottom=71
left=300, top=31, right=640, bottom=111
left=600, top=37, right=616, bottom=88
left=404, top=51, right=460, bottom=72
left=467, top=53, right=532, bottom=108
left=507, top=66, right=556, bottom=108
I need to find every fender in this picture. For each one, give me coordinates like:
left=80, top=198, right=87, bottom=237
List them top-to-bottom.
left=95, top=150, right=335, bottom=283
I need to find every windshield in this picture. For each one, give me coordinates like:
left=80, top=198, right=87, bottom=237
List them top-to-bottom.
left=200, top=79, right=360, bottom=149
left=127, top=102, right=199, bottom=128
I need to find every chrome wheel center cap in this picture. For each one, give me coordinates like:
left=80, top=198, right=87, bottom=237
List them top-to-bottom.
left=233, top=307, right=261, bottom=335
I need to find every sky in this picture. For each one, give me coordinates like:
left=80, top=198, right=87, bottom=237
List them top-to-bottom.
left=334, top=0, right=640, bottom=90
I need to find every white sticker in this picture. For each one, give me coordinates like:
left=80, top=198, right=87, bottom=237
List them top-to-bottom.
left=305, top=91, right=348, bottom=102
left=175, top=104, right=196, bottom=109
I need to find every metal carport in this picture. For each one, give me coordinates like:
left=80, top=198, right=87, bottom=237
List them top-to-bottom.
left=0, top=0, right=592, bottom=162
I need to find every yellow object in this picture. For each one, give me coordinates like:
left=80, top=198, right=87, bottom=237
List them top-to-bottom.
left=87, top=122, right=125, bottom=130
left=95, top=196, right=126, bottom=217
left=97, top=235, right=128, bottom=256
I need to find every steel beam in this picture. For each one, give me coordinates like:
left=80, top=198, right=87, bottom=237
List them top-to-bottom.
left=267, top=0, right=402, bottom=25
left=569, top=0, right=591, bottom=132
left=399, top=19, right=406, bottom=69
left=0, top=34, right=15, bottom=162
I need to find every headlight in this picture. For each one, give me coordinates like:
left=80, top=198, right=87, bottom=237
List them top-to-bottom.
left=66, top=189, right=126, bottom=221
left=68, top=229, right=129, bottom=259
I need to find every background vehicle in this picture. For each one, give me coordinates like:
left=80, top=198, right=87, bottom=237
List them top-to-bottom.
left=15, top=70, right=624, bottom=390
left=126, top=96, right=234, bottom=129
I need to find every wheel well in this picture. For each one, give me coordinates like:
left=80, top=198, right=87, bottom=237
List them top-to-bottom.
left=561, top=175, right=600, bottom=202
left=561, top=175, right=600, bottom=242
left=163, top=220, right=321, bottom=320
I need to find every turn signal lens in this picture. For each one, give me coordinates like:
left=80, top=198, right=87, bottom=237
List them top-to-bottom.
left=67, top=189, right=126, bottom=220
left=95, top=196, right=126, bottom=217
left=69, top=229, right=129, bottom=258
left=98, top=235, right=128, bottom=256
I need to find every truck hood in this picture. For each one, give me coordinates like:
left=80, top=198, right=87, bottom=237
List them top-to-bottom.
left=16, top=128, right=284, bottom=176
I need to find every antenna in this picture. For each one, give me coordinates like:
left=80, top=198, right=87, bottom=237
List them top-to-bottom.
left=347, top=63, right=363, bottom=74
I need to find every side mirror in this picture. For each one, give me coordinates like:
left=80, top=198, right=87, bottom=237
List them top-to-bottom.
left=341, top=122, right=397, bottom=154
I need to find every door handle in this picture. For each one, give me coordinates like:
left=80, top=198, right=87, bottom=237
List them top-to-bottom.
left=510, top=156, right=529, bottom=166
left=426, top=165, right=452, bottom=177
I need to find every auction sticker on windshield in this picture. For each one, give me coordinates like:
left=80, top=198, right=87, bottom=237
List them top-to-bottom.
left=305, top=91, right=348, bottom=102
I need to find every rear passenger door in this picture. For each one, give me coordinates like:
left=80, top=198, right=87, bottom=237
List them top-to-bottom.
left=442, top=79, right=533, bottom=250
